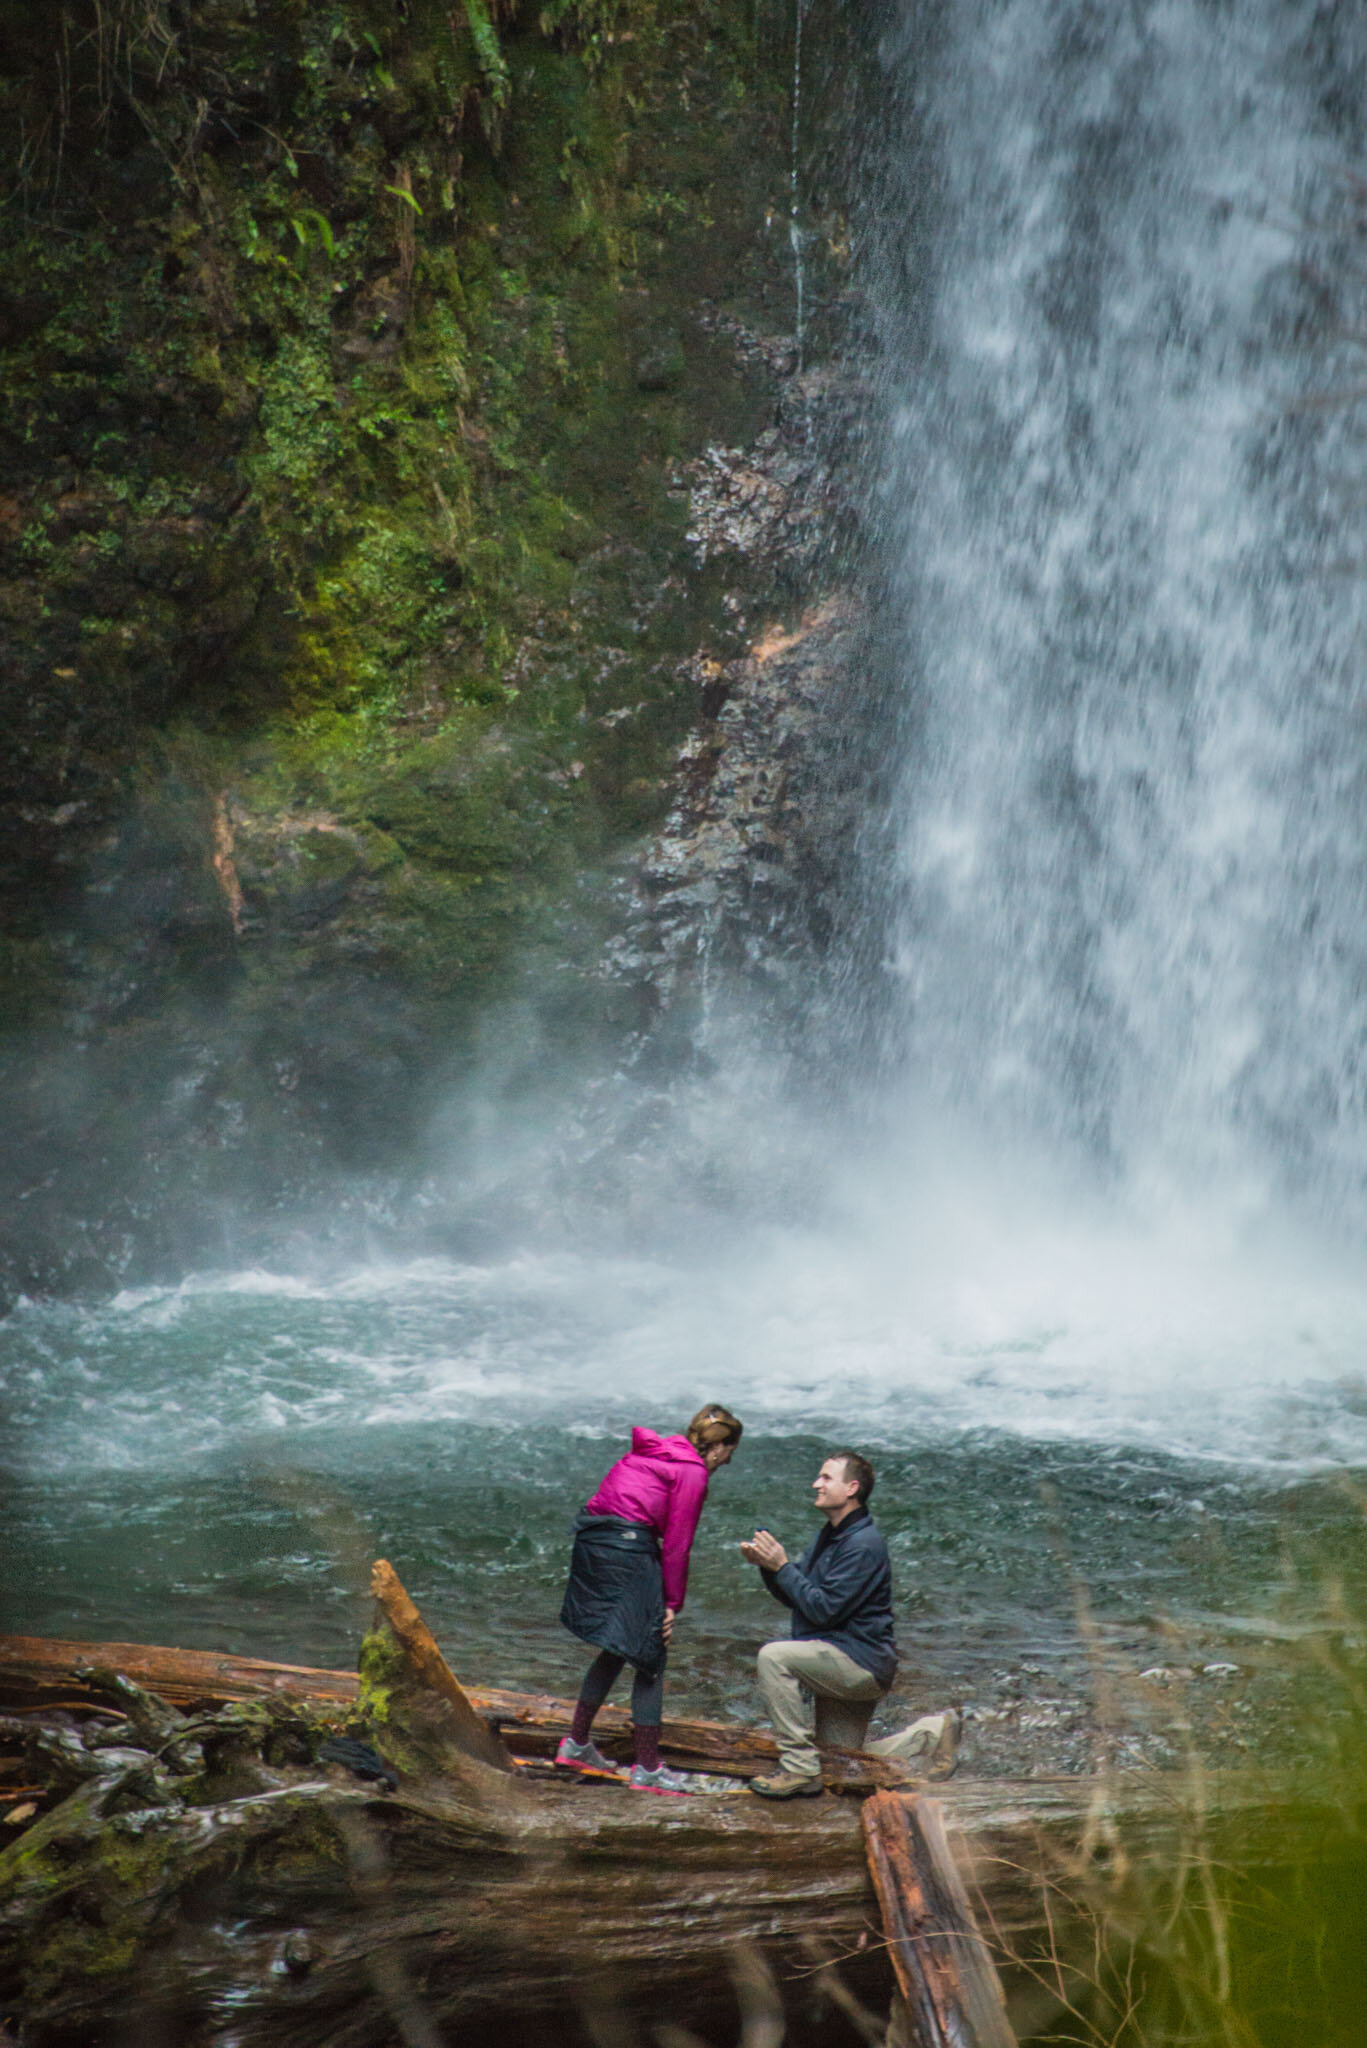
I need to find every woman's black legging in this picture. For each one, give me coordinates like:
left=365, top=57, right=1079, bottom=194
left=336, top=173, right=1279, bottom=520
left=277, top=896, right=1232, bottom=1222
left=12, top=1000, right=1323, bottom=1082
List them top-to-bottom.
left=577, top=1647, right=665, bottom=1727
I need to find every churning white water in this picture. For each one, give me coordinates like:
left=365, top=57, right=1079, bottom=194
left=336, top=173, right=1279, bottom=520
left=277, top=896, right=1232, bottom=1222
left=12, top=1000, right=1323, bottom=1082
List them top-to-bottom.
left=865, top=0, right=1367, bottom=1242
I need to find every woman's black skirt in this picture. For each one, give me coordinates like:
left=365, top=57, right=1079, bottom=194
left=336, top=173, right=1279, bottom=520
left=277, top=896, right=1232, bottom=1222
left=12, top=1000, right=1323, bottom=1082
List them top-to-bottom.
left=559, top=1511, right=666, bottom=1674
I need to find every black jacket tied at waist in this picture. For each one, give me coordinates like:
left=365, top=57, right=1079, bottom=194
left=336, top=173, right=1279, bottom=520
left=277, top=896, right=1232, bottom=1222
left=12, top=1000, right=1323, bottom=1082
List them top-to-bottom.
left=559, top=1510, right=666, bottom=1674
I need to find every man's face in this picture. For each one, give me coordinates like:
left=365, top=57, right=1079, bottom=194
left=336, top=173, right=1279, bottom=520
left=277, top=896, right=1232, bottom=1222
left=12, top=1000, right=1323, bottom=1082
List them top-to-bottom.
left=812, top=1457, right=859, bottom=1518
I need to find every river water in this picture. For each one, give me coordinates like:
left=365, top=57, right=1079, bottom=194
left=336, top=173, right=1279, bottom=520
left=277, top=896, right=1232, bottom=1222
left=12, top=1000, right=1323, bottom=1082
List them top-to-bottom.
left=7, top=0, right=1367, bottom=1772
left=5, top=1239, right=1367, bottom=1770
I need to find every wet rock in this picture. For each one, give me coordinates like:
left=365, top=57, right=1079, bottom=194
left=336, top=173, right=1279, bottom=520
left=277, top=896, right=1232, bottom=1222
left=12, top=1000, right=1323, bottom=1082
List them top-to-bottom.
left=583, top=314, right=885, bottom=1067
left=608, top=593, right=869, bottom=1019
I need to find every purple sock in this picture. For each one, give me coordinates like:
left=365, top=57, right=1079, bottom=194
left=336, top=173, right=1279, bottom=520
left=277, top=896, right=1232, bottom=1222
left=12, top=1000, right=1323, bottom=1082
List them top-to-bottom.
left=633, top=1724, right=661, bottom=1772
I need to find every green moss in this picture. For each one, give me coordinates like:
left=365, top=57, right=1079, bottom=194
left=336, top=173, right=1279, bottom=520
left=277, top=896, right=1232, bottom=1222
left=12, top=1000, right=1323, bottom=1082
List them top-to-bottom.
left=0, top=0, right=819, bottom=1267
left=3, top=2, right=790, bottom=742
left=356, top=1623, right=438, bottom=1776
left=356, top=1624, right=407, bottom=1726
left=0, top=1771, right=364, bottom=2019
left=0, top=1788, right=181, bottom=2003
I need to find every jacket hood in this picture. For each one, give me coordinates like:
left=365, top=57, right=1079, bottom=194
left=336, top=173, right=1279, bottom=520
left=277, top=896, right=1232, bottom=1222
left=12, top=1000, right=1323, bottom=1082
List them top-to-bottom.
left=630, top=1427, right=704, bottom=1464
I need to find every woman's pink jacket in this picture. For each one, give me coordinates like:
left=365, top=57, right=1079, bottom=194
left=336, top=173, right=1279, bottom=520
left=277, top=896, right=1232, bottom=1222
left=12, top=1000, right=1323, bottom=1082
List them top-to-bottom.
left=584, top=1428, right=710, bottom=1610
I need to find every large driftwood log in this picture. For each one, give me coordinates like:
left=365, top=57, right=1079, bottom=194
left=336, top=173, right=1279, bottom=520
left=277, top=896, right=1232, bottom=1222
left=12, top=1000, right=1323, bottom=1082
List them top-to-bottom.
left=0, top=1627, right=1355, bottom=2048
left=0, top=1632, right=914, bottom=1790
left=1, top=1741, right=1352, bottom=2048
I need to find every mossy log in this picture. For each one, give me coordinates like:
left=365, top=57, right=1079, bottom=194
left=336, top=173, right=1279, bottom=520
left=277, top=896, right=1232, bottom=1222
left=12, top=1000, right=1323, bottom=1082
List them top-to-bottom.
left=1, top=1631, right=1357, bottom=2048
left=0, top=1632, right=913, bottom=1790
left=0, top=1734, right=1352, bottom=2048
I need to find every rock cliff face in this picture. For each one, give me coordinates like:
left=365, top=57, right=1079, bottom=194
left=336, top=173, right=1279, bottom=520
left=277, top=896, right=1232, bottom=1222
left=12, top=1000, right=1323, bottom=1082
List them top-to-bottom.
left=0, top=0, right=878, bottom=1295
left=607, top=342, right=894, bottom=1080
left=459, top=354, right=902, bottom=1251
left=630, top=595, right=864, bottom=1002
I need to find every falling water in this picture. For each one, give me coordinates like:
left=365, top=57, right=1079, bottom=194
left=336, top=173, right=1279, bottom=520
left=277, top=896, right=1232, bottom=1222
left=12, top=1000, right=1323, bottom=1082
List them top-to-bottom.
left=861, top=0, right=1367, bottom=1246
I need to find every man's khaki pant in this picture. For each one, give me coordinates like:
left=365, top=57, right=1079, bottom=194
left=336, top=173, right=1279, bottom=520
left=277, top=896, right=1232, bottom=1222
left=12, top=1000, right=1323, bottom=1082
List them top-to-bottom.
left=756, top=1638, right=884, bottom=1780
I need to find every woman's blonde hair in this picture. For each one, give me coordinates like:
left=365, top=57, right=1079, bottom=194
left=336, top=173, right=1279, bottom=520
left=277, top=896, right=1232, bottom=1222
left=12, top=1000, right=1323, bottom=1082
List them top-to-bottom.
left=686, top=1403, right=743, bottom=1452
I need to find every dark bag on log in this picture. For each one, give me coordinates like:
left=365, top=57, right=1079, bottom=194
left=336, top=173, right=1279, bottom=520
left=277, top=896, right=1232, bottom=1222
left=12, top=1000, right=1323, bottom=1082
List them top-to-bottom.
left=318, top=1737, right=399, bottom=1790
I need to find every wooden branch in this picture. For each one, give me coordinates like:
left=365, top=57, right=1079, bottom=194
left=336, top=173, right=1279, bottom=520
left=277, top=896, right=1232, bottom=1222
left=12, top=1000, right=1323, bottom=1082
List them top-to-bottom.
left=367, top=1558, right=511, bottom=1773
left=863, top=1791, right=1016, bottom=2048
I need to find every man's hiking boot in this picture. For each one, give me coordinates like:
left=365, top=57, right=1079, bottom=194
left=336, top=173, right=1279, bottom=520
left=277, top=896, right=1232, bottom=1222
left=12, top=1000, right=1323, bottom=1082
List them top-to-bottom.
left=555, top=1736, right=621, bottom=1776
left=628, top=1763, right=693, bottom=1796
left=749, top=1769, right=825, bottom=1800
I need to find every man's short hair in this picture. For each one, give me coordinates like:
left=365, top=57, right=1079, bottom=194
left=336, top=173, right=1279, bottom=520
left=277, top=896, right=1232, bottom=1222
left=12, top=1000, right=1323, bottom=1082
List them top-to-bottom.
left=832, top=1449, right=874, bottom=1504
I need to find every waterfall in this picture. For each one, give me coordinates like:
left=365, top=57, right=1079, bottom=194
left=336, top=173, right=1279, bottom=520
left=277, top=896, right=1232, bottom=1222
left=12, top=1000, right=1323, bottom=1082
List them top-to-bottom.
left=860, top=0, right=1367, bottom=1245
left=19, top=3, right=1367, bottom=1764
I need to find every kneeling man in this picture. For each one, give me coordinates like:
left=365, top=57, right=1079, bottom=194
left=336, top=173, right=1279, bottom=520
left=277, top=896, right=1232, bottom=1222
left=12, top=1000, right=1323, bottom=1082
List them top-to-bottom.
left=740, top=1449, right=895, bottom=1798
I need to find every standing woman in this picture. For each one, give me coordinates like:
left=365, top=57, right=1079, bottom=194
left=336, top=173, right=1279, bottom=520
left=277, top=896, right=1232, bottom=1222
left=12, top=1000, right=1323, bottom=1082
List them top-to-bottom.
left=558, top=1403, right=743, bottom=1793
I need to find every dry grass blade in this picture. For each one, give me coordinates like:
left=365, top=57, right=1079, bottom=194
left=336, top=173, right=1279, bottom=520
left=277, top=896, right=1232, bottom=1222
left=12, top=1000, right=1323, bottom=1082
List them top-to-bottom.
left=796, top=1936, right=887, bottom=2047
left=730, top=1943, right=786, bottom=2048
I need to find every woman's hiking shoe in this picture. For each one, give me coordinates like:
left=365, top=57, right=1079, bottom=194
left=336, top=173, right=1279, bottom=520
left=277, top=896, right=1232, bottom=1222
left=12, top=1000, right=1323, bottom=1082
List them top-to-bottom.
left=555, top=1736, right=622, bottom=1777
left=628, top=1763, right=693, bottom=1796
left=748, top=1769, right=825, bottom=1799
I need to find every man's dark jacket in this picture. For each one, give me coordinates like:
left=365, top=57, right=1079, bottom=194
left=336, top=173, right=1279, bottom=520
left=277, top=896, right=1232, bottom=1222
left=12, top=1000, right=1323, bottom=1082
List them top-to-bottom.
left=761, top=1504, right=897, bottom=1688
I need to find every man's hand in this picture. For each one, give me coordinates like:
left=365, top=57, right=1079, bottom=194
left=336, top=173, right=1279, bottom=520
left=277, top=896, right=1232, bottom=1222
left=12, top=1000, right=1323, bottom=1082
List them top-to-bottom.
left=740, top=1530, right=788, bottom=1571
left=662, top=1607, right=676, bottom=1645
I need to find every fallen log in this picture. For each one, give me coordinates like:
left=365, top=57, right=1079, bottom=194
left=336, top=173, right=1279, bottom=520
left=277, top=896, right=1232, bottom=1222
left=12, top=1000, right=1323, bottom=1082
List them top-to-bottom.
left=0, top=1632, right=913, bottom=1790
left=0, top=1632, right=357, bottom=1710
left=0, top=1635, right=1356, bottom=2048
left=1, top=1737, right=1354, bottom=2048
left=864, top=1791, right=1015, bottom=2048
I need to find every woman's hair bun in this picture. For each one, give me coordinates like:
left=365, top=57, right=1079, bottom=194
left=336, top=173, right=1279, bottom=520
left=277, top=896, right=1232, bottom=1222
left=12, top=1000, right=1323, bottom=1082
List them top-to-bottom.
left=686, top=1404, right=743, bottom=1451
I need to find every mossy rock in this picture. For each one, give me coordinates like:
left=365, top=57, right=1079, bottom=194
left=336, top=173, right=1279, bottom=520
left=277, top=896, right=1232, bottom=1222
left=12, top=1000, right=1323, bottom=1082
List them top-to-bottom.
left=0, top=0, right=858, bottom=1291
